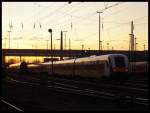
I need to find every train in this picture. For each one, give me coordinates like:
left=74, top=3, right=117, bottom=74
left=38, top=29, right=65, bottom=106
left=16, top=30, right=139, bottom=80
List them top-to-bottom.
left=7, top=54, right=129, bottom=79
left=129, top=61, right=148, bottom=74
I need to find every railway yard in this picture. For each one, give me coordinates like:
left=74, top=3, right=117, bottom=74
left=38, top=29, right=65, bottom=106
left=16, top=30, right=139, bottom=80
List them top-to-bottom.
left=2, top=1, right=148, bottom=111
left=2, top=72, right=148, bottom=111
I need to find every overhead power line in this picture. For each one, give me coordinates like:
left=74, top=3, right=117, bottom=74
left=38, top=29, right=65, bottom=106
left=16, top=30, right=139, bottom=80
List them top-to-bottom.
left=97, top=2, right=124, bottom=12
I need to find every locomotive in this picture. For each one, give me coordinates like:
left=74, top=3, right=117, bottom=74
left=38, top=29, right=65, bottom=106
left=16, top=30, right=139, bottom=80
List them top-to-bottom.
left=8, top=54, right=129, bottom=79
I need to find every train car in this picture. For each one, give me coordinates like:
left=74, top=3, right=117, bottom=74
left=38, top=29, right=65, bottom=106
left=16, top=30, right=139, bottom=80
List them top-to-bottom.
left=7, top=54, right=129, bottom=79
left=129, top=61, right=148, bottom=74
left=7, top=62, right=30, bottom=73
left=7, top=63, right=21, bottom=73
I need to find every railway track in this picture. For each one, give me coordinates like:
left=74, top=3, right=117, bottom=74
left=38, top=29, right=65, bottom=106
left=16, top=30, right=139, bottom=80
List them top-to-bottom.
left=6, top=71, right=148, bottom=86
left=3, top=72, right=148, bottom=97
left=5, top=72, right=148, bottom=98
left=3, top=73, right=148, bottom=107
left=46, top=76, right=148, bottom=93
left=47, top=78, right=148, bottom=100
left=127, top=79, right=148, bottom=84
left=1, top=99, right=23, bottom=112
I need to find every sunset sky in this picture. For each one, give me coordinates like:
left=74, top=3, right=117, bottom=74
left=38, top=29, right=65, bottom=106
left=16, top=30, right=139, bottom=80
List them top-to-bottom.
left=2, top=2, right=148, bottom=51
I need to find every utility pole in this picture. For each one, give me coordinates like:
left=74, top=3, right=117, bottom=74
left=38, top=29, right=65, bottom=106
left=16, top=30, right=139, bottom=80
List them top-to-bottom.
left=96, top=3, right=122, bottom=54
left=97, top=11, right=103, bottom=55
left=129, top=21, right=134, bottom=72
left=129, top=21, right=134, bottom=51
left=129, top=21, right=134, bottom=52
left=8, top=22, right=13, bottom=49
left=8, top=31, right=11, bottom=49
left=60, top=31, right=63, bottom=60
left=60, top=31, right=63, bottom=51
left=62, top=31, right=67, bottom=50
left=4, top=37, right=7, bottom=49
left=134, top=37, right=136, bottom=51
left=69, top=38, right=71, bottom=50
left=69, top=38, right=71, bottom=58
left=46, top=40, right=49, bottom=57
left=46, top=40, right=48, bottom=50
left=100, top=41, right=102, bottom=52
left=107, top=42, right=109, bottom=51
left=54, top=43, right=56, bottom=50
left=135, top=43, right=138, bottom=51
left=81, top=44, right=84, bottom=51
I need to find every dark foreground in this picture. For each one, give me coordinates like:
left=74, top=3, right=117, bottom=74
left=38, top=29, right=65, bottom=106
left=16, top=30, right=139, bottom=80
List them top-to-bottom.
left=2, top=73, right=148, bottom=111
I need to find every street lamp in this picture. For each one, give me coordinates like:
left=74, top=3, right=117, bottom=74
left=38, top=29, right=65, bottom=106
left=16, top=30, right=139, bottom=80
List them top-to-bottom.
left=48, top=29, right=53, bottom=74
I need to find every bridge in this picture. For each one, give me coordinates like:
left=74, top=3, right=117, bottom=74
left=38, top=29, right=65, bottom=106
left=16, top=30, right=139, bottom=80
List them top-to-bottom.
left=2, top=49, right=148, bottom=61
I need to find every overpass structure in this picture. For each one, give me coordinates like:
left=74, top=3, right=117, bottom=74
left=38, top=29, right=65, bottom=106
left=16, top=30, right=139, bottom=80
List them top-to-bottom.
left=2, top=49, right=148, bottom=64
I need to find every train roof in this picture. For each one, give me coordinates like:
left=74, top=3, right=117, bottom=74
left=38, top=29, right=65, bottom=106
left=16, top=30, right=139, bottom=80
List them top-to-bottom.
left=7, top=54, right=127, bottom=68
left=40, top=54, right=127, bottom=65
left=75, top=54, right=126, bottom=62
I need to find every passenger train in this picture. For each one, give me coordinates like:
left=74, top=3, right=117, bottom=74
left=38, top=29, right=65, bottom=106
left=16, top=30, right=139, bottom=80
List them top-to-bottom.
left=8, top=54, right=129, bottom=79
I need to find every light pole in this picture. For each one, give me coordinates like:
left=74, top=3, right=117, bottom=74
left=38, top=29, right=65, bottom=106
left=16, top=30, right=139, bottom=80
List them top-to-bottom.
left=48, top=29, right=53, bottom=74
left=45, top=40, right=49, bottom=58
left=46, top=40, right=49, bottom=50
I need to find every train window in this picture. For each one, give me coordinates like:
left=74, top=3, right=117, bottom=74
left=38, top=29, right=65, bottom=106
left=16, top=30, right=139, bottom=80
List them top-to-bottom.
left=114, top=57, right=125, bottom=67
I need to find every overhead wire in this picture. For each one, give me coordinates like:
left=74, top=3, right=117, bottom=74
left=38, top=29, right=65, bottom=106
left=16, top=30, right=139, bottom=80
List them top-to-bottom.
left=8, top=2, right=117, bottom=38
left=14, top=2, right=83, bottom=40
left=14, top=2, right=68, bottom=37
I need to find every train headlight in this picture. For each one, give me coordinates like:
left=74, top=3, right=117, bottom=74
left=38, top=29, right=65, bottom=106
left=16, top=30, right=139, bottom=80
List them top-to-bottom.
left=113, top=67, right=128, bottom=72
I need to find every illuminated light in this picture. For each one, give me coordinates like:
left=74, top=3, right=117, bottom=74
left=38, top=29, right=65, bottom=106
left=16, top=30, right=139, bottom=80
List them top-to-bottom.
left=113, top=67, right=127, bottom=72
